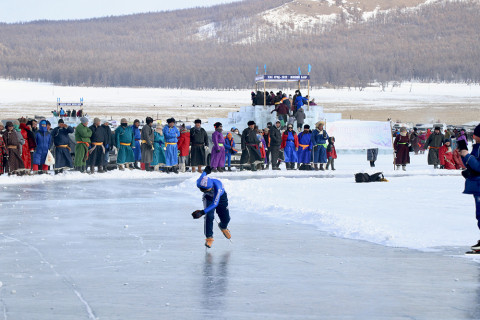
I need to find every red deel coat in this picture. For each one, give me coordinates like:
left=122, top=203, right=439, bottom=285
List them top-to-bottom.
left=177, top=130, right=190, bottom=157
left=439, top=145, right=456, bottom=170
left=453, top=148, right=466, bottom=169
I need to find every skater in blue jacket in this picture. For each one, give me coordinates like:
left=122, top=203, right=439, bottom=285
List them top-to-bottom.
left=460, top=123, right=480, bottom=252
left=192, top=166, right=231, bottom=248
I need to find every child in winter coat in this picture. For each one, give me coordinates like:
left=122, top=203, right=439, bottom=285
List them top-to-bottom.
left=224, top=132, right=237, bottom=171
left=326, top=136, right=337, bottom=170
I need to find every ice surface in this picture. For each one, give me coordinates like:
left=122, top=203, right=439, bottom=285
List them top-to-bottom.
left=1, top=152, right=480, bottom=319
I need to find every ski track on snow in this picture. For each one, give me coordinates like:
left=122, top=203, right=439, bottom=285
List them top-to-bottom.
left=0, top=235, right=97, bottom=320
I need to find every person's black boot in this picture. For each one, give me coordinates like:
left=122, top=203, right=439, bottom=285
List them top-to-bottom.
left=331, top=159, right=335, bottom=171
left=251, top=164, right=257, bottom=171
left=320, top=164, right=325, bottom=171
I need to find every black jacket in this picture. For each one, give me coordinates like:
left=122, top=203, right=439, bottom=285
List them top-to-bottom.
left=268, top=125, right=281, bottom=147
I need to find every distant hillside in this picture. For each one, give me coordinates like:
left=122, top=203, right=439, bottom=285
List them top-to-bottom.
left=0, top=0, right=479, bottom=89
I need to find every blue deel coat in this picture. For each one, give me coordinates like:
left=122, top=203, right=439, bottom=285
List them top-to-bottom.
left=32, top=120, right=53, bottom=165
left=132, top=125, right=142, bottom=161
left=163, top=126, right=180, bottom=166
left=312, top=129, right=329, bottom=163
left=297, top=131, right=313, bottom=164
left=284, top=132, right=298, bottom=163
left=462, top=143, right=480, bottom=195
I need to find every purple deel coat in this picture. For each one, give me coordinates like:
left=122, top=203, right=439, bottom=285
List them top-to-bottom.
left=211, top=130, right=226, bottom=168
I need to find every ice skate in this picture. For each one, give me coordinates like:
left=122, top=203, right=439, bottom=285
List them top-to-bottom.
left=218, top=223, right=231, bottom=239
left=205, top=237, right=214, bottom=248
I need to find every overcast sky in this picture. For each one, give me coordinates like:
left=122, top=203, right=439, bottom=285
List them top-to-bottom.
left=0, top=0, right=243, bottom=23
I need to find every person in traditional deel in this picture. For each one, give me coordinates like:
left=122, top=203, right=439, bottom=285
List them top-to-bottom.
left=74, top=117, right=92, bottom=173
left=140, top=117, right=155, bottom=171
left=18, top=118, right=31, bottom=170
left=88, top=118, right=108, bottom=173
left=115, top=118, right=135, bottom=171
left=163, top=118, right=180, bottom=173
left=32, top=119, right=52, bottom=174
left=51, top=119, right=74, bottom=174
left=131, top=119, right=142, bottom=169
left=189, top=119, right=209, bottom=173
left=240, top=120, right=262, bottom=171
left=3, top=121, right=25, bottom=175
left=312, top=121, right=329, bottom=171
left=210, top=122, right=226, bottom=172
left=281, top=123, right=299, bottom=170
left=177, top=124, right=190, bottom=173
left=296, top=124, right=313, bottom=170
left=151, top=126, right=166, bottom=171
left=425, top=126, right=444, bottom=169
left=394, top=127, right=410, bottom=171
left=0, top=130, right=7, bottom=175
left=224, top=132, right=237, bottom=171
left=439, top=139, right=456, bottom=170
left=191, top=166, right=231, bottom=248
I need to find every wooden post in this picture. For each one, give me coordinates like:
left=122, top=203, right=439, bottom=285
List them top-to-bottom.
left=307, top=76, right=310, bottom=111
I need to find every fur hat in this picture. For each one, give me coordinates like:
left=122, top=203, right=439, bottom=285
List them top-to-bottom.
left=120, top=118, right=127, bottom=123
left=167, top=118, right=176, bottom=124
left=194, top=119, right=202, bottom=124
left=247, top=120, right=255, bottom=126
left=316, top=120, right=325, bottom=128
left=304, top=124, right=310, bottom=129
left=474, top=124, right=480, bottom=137
left=434, top=126, right=441, bottom=131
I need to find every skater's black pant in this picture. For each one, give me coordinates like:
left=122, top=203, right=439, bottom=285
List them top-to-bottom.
left=270, top=145, right=280, bottom=168
left=204, top=192, right=230, bottom=238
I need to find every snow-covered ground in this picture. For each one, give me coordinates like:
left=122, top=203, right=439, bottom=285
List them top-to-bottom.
left=1, top=79, right=479, bottom=123
left=1, top=151, right=477, bottom=252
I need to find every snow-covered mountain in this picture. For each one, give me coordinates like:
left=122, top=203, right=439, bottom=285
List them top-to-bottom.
left=193, top=0, right=449, bottom=44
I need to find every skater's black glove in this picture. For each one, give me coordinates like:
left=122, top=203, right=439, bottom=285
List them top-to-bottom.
left=457, top=140, right=468, bottom=151
left=204, top=166, right=212, bottom=175
left=191, top=210, right=205, bottom=219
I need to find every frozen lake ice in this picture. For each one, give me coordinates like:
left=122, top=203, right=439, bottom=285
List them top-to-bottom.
left=1, top=152, right=480, bottom=319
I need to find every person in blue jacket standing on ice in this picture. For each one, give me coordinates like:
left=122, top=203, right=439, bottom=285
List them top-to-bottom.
left=163, top=117, right=180, bottom=174
left=132, top=119, right=142, bottom=169
left=312, top=120, right=329, bottom=171
left=460, top=123, right=480, bottom=252
left=191, top=166, right=231, bottom=248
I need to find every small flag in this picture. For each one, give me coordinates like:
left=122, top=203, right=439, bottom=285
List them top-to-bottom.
left=308, top=64, right=312, bottom=73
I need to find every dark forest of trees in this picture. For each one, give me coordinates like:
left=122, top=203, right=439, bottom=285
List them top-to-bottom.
left=0, top=0, right=478, bottom=89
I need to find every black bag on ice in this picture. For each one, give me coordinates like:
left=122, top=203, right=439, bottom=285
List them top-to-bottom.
left=355, top=172, right=386, bottom=183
